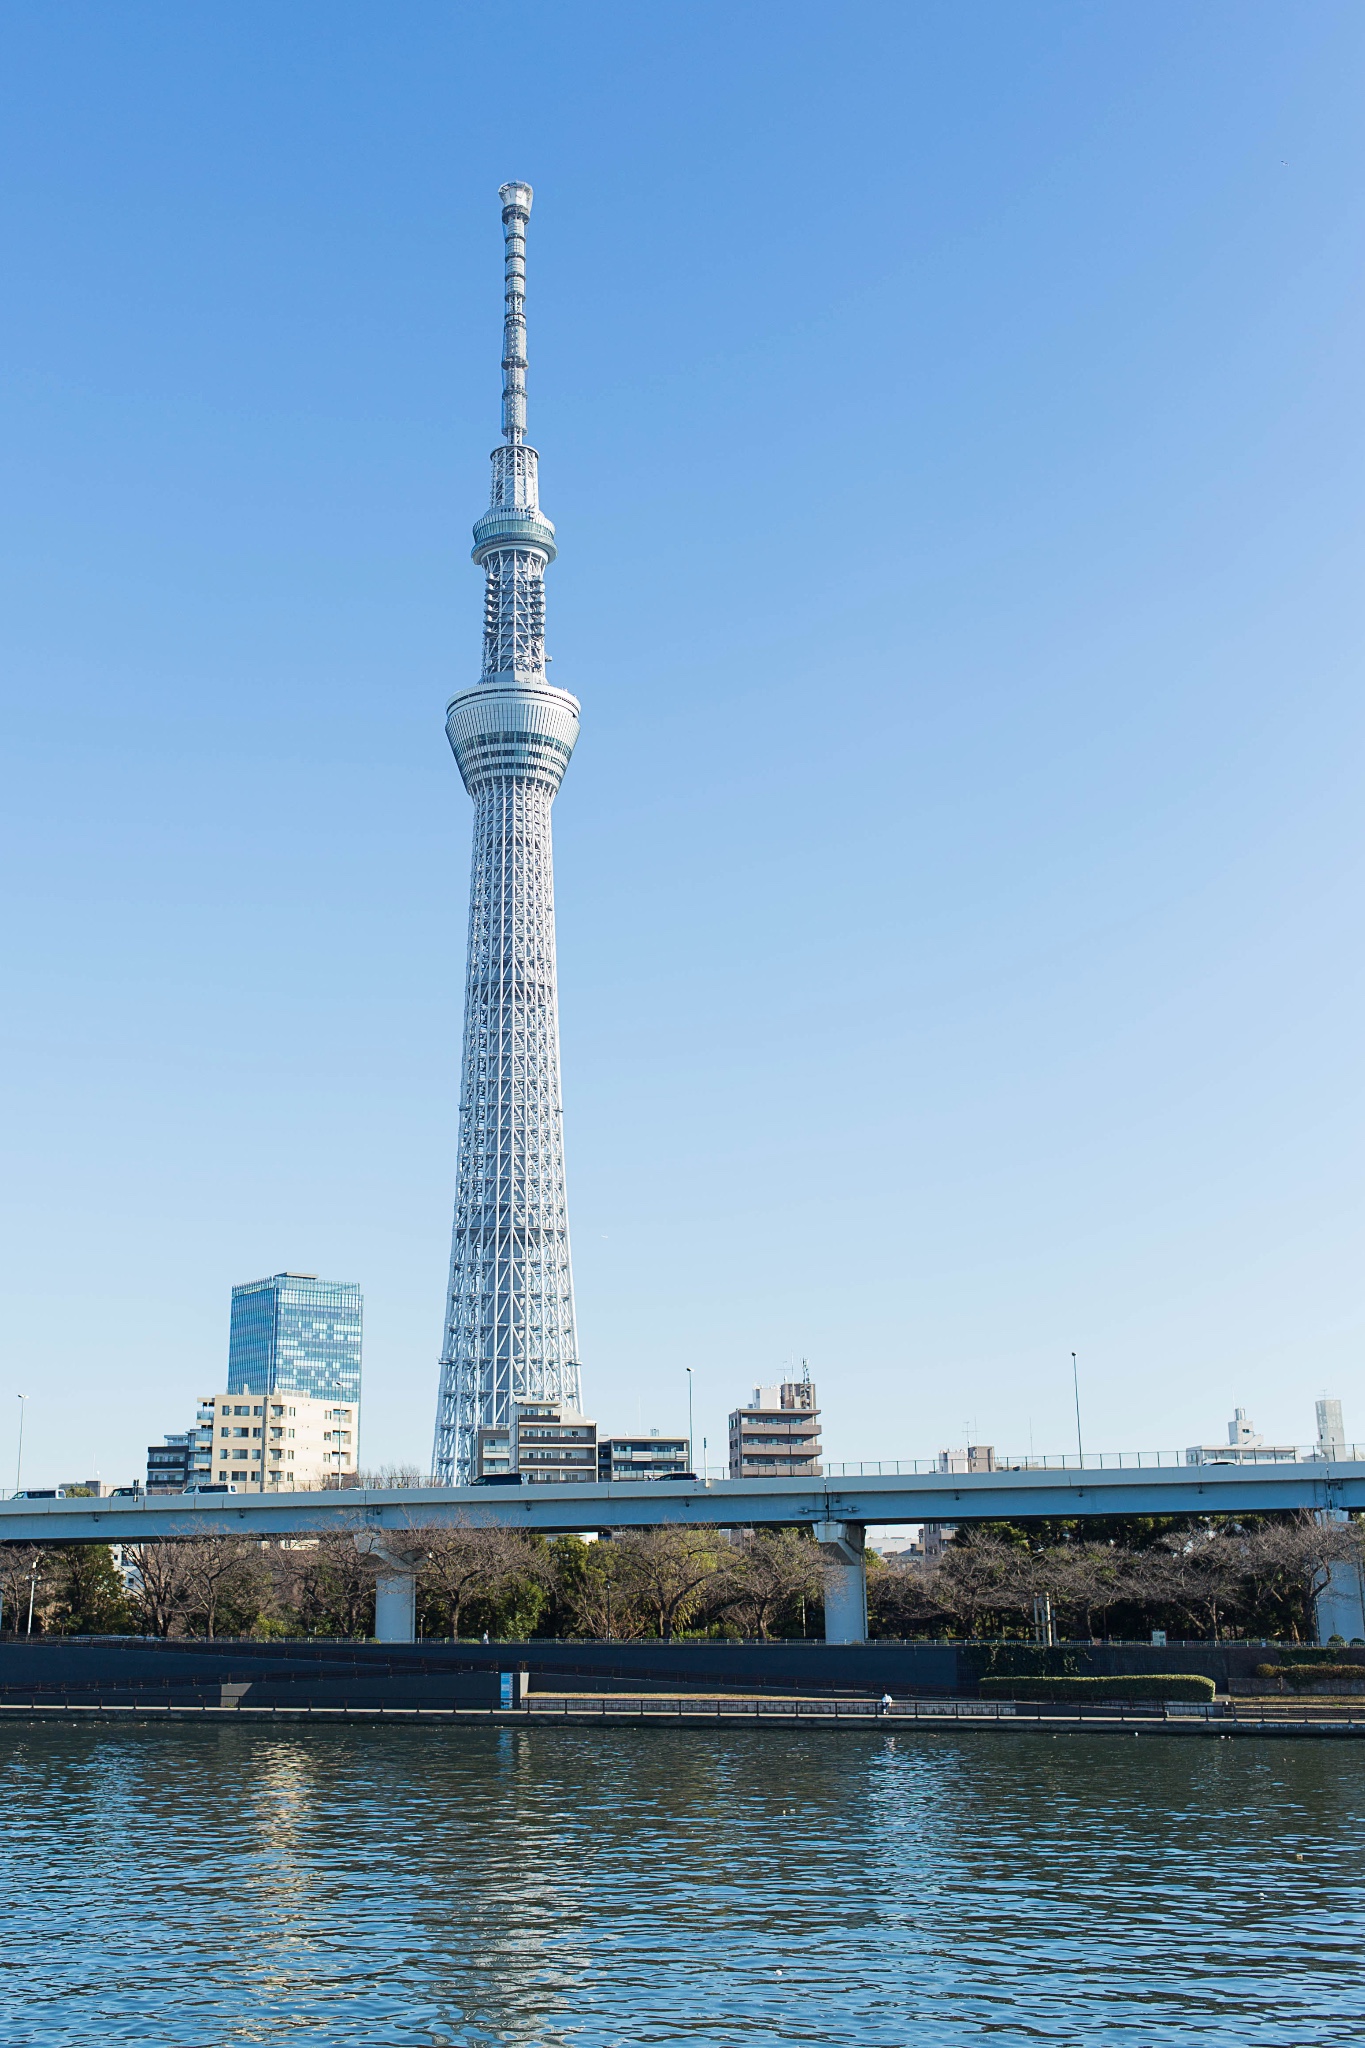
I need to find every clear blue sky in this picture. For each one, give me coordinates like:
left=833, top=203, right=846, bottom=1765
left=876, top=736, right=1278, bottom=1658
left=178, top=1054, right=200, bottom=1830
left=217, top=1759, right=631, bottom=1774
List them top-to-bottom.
left=3, top=3, right=1363, bottom=1487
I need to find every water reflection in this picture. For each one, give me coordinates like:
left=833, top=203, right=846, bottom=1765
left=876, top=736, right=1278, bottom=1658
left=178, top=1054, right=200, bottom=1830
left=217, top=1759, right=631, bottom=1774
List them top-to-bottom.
left=0, top=1724, right=1361, bottom=2045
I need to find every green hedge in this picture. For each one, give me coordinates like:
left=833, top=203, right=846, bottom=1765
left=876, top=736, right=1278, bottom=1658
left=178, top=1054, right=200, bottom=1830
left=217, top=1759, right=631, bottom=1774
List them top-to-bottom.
left=1256, top=1662, right=1365, bottom=1691
left=979, top=1674, right=1216, bottom=1702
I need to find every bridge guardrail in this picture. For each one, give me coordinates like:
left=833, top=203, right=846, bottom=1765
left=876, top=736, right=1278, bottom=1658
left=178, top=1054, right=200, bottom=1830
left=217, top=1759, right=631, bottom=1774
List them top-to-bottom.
left=822, top=1446, right=1365, bottom=1476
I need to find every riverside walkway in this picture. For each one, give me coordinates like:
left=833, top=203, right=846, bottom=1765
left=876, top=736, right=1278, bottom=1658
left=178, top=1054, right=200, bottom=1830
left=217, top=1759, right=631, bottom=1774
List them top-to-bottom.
left=1, top=1694, right=1363, bottom=1737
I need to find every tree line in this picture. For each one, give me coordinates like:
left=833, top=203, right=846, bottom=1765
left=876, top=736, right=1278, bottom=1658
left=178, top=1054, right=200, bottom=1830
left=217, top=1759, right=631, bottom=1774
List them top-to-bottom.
left=1, top=1511, right=1357, bottom=1644
left=876, top=1512, right=1362, bottom=1644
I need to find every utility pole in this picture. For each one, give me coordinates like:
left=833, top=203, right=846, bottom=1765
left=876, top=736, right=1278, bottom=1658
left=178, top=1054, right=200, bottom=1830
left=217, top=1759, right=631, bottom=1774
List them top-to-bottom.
left=1071, top=1352, right=1084, bottom=1467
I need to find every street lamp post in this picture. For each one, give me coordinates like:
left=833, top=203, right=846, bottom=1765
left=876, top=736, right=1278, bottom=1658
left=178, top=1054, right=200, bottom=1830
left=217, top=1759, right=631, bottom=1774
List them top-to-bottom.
left=1071, top=1352, right=1084, bottom=1467
left=686, top=1368, right=694, bottom=1476
left=14, top=1394, right=26, bottom=1496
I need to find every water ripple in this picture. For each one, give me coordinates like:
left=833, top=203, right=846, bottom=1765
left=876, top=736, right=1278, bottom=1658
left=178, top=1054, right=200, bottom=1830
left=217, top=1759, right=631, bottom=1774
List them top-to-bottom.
left=0, top=1725, right=1361, bottom=2046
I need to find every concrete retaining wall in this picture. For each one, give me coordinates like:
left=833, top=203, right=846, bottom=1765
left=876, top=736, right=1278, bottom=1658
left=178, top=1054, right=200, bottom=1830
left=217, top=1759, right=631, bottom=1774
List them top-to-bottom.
left=3, top=1636, right=1360, bottom=1703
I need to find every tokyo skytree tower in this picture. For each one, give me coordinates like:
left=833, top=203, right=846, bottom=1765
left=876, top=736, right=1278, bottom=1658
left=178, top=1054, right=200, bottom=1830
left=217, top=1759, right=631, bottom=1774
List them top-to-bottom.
left=432, top=182, right=583, bottom=1485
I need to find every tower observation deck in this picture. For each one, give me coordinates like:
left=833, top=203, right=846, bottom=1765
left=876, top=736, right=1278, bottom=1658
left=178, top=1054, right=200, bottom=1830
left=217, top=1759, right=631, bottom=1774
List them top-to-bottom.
left=432, top=182, right=583, bottom=1485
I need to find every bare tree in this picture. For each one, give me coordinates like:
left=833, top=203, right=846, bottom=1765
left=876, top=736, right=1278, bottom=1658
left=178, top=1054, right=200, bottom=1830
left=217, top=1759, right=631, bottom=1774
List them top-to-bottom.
left=1283, top=1512, right=1364, bottom=1619
left=1215, top=1513, right=1361, bottom=1641
left=415, top=1524, right=545, bottom=1638
left=274, top=1528, right=380, bottom=1637
left=611, top=1528, right=725, bottom=1640
left=713, top=1530, right=821, bottom=1638
left=1134, top=1530, right=1243, bottom=1641
left=932, top=1536, right=1031, bottom=1635
left=178, top=1537, right=269, bottom=1639
left=124, top=1541, right=196, bottom=1638
left=557, top=1542, right=652, bottom=1640
left=1031, top=1543, right=1138, bottom=1640
left=0, top=1547, right=50, bottom=1634
left=868, top=1553, right=955, bottom=1637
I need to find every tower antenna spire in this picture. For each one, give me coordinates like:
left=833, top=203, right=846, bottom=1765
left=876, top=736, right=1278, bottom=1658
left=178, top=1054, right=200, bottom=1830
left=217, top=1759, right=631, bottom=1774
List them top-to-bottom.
left=498, top=181, right=533, bottom=445
left=432, top=184, right=584, bottom=1486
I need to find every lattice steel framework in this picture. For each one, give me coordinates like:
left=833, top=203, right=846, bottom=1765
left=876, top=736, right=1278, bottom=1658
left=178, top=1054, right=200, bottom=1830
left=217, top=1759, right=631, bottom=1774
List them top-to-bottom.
left=432, top=182, right=583, bottom=1485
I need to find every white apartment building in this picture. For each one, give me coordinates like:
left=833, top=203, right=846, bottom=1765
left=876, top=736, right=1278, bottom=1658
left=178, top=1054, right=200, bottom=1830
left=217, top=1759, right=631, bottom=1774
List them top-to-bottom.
left=193, top=1391, right=359, bottom=1491
left=474, top=1401, right=597, bottom=1484
left=1185, top=1407, right=1296, bottom=1467
left=937, top=1445, right=996, bottom=1474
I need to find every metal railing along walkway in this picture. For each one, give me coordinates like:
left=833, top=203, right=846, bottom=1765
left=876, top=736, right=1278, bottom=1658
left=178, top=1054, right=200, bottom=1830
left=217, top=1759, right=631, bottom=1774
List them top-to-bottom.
left=1, top=1694, right=1363, bottom=1733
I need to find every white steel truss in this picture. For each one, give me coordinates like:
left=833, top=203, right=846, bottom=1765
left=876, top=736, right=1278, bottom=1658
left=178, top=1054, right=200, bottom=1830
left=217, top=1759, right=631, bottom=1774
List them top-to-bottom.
left=432, top=183, right=584, bottom=1485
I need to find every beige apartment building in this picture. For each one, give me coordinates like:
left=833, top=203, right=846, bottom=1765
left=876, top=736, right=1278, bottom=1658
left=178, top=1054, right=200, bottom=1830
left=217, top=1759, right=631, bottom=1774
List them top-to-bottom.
left=728, top=1381, right=822, bottom=1479
left=194, top=1391, right=359, bottom=1492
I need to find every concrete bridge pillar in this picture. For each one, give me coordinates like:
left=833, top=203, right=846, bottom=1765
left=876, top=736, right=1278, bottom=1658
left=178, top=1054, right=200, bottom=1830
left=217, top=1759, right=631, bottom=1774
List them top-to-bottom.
left=814, top=1520, right=867, bottom=1644
left=355, top=1535, right=423, bottom=1643
left=1315, top=1558, right=1365, bottom=1645
left=374, top=1570, right=417, bottom=1643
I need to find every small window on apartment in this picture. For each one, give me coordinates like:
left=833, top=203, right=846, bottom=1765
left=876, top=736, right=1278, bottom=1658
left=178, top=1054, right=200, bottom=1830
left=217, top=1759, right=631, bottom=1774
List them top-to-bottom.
left=252, top=1407, right=263, bottom=1417
left=287, top=1429, right=295, bottom=1439
left=287, top=1450, right=295, bottom=1461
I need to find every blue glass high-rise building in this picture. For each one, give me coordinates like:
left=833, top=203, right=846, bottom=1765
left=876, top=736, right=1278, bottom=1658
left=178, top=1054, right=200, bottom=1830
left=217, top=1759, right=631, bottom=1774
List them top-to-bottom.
left=227, top=1273, right=363, bottom=1404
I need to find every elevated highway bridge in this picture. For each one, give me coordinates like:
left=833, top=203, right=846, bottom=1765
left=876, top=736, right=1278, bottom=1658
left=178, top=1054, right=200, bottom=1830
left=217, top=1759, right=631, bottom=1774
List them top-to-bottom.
left=4, top=1456, right=1360, bottom=1644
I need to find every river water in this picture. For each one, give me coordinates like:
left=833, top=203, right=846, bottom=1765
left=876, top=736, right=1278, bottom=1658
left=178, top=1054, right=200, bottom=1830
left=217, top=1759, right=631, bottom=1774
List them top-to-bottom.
left=1, top=1723, right=1361, bottom=2046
